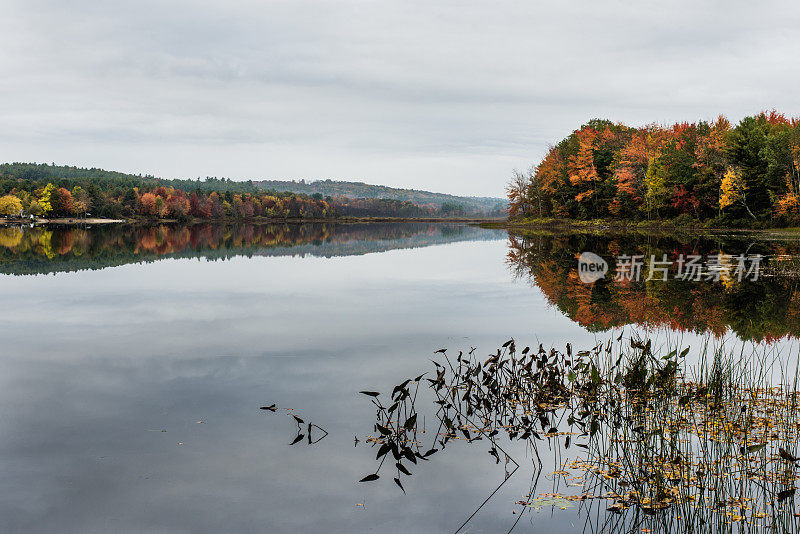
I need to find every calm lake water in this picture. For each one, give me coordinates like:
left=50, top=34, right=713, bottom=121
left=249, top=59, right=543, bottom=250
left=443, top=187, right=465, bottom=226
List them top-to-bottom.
left=1, top=222, right=799, bottom=533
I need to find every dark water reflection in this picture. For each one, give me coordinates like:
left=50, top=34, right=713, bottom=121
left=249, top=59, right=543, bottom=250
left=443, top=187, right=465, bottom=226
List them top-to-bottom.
left=0, top=222, right=497, bottom=275
left=1, top=223, right=799, bottom=533
left=507, top=230, right=800, bottom=342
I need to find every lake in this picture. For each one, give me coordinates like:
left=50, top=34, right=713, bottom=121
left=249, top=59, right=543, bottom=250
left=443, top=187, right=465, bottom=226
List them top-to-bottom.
left=1, top=222, right=799, bottom=533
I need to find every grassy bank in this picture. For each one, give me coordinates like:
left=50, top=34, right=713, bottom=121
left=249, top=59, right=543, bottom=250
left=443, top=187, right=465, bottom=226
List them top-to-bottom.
left=482, top=217, right=800, bottom=237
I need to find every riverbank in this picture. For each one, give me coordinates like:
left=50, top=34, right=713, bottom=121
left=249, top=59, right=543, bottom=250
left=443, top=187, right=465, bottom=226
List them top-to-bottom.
left=482, top=217, right=800, bottom=237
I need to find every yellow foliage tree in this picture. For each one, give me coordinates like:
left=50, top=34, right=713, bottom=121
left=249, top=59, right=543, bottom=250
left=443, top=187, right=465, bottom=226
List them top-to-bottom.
left=644, top=154, right=669, bottom=215
left=719, top=166, right=755, bottom=219
left=775, top=174, right=800, bottom=218
left=36, top=183, right=55, bottom=215
left=775, top=191, right=799, bottom=217
left=0, top=194, right=23, bottom=216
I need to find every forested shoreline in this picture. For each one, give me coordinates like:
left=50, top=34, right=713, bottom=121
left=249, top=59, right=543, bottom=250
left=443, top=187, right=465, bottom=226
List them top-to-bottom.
left=507, top=111, right=800, bottom=228
left=0, top=163, right=502, bottom=222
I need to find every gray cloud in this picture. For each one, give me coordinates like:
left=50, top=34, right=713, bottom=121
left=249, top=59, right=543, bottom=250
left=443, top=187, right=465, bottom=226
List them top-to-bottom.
left=2, top=0, right=800, bottom=195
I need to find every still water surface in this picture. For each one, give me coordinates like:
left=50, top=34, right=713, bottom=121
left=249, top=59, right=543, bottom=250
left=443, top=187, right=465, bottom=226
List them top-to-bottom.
left=1, top=223, right=798, bottom=533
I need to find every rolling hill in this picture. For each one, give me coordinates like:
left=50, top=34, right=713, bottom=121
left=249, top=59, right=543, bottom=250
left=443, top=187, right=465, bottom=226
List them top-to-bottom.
left=253, top=179, right=506, bottom=214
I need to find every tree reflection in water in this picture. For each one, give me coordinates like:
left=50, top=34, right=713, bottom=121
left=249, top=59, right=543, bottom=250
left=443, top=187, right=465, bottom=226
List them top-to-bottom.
left=0, top=222, right=497, bottom=275
left=507, top=230, right=800, bottom=342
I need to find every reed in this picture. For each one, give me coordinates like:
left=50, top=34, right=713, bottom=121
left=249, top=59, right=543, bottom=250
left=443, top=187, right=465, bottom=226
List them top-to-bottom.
left=357, top=332, right=800, bottom=532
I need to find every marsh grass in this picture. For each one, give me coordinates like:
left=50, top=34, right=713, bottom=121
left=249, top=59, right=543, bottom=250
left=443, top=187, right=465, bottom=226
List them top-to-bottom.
left=358, top=333, right=800, bottom=532
left=571, top=335, right=800, bottom=532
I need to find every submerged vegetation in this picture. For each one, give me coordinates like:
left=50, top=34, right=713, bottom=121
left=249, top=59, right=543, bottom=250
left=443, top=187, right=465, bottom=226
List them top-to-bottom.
left=507, top=112, right=800, bottom=227
left=354, top=335, right=800, bottom=532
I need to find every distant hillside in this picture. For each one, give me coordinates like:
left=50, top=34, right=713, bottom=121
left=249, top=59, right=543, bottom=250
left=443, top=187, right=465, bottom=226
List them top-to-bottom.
left=0, top=162, right=263, bottom=194
left=253, top=179, right=507, bottom=214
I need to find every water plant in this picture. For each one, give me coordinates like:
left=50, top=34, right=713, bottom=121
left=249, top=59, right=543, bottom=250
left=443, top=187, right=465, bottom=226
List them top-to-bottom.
left=356, top=334, right=800, bottom=532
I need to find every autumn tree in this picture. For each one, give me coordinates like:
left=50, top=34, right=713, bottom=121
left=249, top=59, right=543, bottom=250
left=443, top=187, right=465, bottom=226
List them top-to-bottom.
left=512, top=112, right=800, bottom=225
left=693, top=116, right=730, bottom=216
left=568, top=127, right=600, bottom=213
left=610, top=130, right=649, bottom=216
left=534, top=149, right=566, bottom=216
left=645, top=153, right=669, bottom=216
left=719, top=166, right=755, bottom=219
left=507, top=169, right=533, bottom=218
left=36, top=183, right=55, bottom=215
left=72, top=186, right=91, bottom=216
left=50, top=187, right=75, bottom=216
left=139, top=192, right=160, bottom=217
left=190, top=193, right=211, bottom=218
left=0, top=194, right=23, bottom=216
left=165, top=194, right=190, bottom=219
left=28, top=200, right=43, bottom=217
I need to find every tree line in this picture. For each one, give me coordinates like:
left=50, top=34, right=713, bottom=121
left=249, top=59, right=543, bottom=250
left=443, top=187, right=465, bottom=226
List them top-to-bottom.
left=507, top=112, right=800, bottom=226
left=0, top=163, right=482, bottom=220
left=0, top=180, right=333, bottom=220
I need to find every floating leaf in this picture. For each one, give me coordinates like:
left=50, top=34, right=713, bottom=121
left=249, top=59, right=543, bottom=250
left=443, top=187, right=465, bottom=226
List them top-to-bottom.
left=359, top=474, right=379, bottom=482
left=525, top=497, right=573, bottom=508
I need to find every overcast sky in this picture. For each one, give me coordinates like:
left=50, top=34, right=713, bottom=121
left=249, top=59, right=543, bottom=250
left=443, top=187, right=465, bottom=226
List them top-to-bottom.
left=1, top=0, right=799, bottom=197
